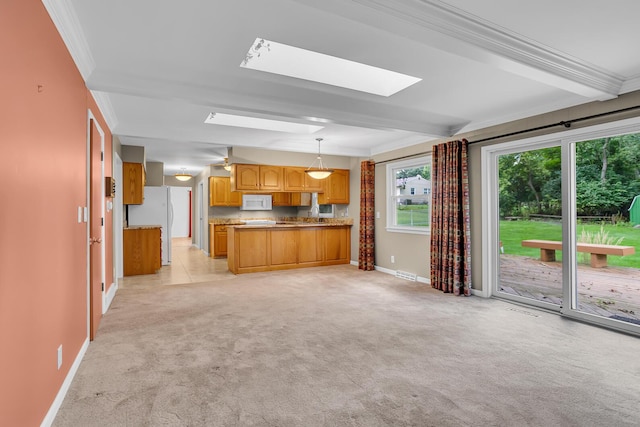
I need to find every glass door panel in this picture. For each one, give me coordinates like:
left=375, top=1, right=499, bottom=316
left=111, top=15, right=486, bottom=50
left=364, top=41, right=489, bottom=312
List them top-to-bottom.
left=573, top=135, right=640, bottom=325
left=497, top=146, right=563, bottom=308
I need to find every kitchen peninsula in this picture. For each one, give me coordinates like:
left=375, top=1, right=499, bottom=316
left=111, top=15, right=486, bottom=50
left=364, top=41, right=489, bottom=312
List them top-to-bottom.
left=226, top=220, right=352, bottom=274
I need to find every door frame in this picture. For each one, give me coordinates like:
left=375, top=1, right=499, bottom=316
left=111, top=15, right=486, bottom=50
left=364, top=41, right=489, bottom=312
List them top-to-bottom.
left=481, top=115, right=640, bottom=336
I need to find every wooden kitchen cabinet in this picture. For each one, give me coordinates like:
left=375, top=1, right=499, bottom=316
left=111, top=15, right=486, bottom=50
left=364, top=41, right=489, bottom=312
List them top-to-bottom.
left=123, top=162, right=145, bottom=204
left=231, top=164, right=283, bottom=191
left=283, top=167, right=323, bottom=192
left=319, top=169, right=350, bottom=204
left=209, top=176, right=241, bottom=207
left=272, top=192, right=292, bottom=206
left=209, top=223, right=230, bottom=257
left=227, top=224, right=351, bottom=274
left=123, top=227, right=161, bottom=275
left=269, top=229, right=298, bottom=266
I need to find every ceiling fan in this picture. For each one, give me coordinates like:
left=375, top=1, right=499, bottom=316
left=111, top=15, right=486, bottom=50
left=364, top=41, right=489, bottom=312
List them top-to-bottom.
left=210, top=157, right=232, bottom=171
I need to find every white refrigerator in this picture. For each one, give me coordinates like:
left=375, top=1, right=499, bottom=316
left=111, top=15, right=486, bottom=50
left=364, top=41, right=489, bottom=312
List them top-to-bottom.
left=128, top=186, right=173, bottom=265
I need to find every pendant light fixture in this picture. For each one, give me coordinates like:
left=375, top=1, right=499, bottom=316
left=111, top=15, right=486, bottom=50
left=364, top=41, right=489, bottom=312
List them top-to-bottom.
left=305, top=138, right=334, bottom=180
left=175, top=168, right=192, bottom=181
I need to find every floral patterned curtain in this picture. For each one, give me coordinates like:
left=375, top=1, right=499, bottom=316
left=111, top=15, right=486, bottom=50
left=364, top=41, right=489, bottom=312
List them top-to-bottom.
left=430, top=139, right=472, bottom=295
left=359, top=160, right=375, bottom=270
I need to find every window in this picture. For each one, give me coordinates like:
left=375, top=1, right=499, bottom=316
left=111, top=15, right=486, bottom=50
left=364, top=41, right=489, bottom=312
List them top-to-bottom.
left=386, top=156, right=431, bottom=234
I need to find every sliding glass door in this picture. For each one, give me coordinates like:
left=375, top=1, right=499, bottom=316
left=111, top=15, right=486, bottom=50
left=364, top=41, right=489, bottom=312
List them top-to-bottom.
left=484, top=119, right=640, bottom=334
left=572, top=135, right=640, bottom=326
left=497, top=145, right=563, bottom=311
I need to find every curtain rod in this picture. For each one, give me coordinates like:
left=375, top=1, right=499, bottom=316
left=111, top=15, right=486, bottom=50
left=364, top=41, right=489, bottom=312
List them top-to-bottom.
left=374, top=104, right=640, bottom=165
left=469, top=104, right=640, bottom=145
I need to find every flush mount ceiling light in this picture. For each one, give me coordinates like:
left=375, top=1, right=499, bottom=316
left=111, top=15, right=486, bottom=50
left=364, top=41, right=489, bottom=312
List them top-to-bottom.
left=241, top=38, right=421, bottom=97
left=204, top=112, right=323, bottom=134
left=305, top=138, right=333, bottom=180
left=175, top=168, right=192, bottom=181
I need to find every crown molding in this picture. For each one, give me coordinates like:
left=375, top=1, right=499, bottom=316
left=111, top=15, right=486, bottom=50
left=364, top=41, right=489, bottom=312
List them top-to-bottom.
left=41, top=0, right=95, bottom=80
left=332, top=0, right=624, bottom=100
left=620, top=75, right=640, bottom=95
left=89, top=91, right=118, bottom=131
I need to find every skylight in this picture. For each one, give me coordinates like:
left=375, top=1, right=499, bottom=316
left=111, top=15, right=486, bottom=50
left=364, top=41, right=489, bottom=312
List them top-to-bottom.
left=240, top=38, right=421, bottom=97
left=204, top=112, right=323, bottom=134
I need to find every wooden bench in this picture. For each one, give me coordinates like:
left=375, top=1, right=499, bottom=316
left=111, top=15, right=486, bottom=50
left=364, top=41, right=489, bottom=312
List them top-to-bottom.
left=521, top=239, right=635, bottom=268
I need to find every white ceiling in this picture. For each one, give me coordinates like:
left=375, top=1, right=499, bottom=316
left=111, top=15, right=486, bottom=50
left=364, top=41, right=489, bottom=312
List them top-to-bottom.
left=44, top=0, right=640, bottom=175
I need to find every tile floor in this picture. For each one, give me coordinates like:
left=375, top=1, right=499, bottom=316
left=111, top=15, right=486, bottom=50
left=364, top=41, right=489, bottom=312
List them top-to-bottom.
left=119, top=237, right=236, bottom=289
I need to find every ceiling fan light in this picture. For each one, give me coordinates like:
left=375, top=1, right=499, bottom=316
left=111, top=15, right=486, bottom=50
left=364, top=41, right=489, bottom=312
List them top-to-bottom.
left=223, top=164, right=232, bottom=172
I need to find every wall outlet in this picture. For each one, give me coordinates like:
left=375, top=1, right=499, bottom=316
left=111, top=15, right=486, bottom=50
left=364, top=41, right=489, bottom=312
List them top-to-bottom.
left=391, top=255, right=395, bottom=263
left=57, top=345, right=62, bottom=370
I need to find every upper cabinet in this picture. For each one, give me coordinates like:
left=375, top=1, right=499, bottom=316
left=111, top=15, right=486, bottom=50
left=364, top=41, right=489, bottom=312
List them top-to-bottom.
left=123, top=162, right=145, bottom=205
left=231, top=164, right=283, bottom=192
left=283, top=167, right=323, bottom=192
left=319, top=169, right=350, bottom=204
left=209, top=176, right=241, bottom=207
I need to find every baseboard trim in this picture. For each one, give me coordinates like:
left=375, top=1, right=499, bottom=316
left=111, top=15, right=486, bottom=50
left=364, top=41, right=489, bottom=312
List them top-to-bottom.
left=350, top=260, right=358, bottom=266
left=103, top=281, right=118, bottom=314
left=40, top=338, right=89, bottom=427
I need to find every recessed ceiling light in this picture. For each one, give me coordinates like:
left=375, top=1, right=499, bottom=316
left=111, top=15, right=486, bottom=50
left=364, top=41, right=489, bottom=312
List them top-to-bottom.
left=241, top=38, right=421, bottom=97
left=204, top=112, right=323, bottom=134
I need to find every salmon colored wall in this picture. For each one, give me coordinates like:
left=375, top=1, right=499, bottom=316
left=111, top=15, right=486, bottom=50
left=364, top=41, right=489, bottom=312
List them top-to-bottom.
left=0, top=1, right=113, bottom=424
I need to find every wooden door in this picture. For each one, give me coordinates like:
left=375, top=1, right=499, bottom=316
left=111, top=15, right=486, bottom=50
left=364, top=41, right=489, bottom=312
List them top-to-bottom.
left=89, top=119, right=103, bottom=340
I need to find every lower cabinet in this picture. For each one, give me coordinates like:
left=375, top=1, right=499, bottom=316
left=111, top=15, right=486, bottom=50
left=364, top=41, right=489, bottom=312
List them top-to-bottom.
left=210, top=224, right=230, bottom=258
left=227, top=225, right=351, bottom=274
left=123, top=227, right=161, bottom=276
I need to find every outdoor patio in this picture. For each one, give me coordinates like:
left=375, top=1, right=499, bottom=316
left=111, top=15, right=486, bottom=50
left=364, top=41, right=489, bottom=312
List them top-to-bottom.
left=499, top=254, right=640, bottom=324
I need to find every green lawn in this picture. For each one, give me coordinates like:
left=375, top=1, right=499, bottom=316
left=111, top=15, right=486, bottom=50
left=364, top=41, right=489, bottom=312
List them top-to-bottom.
left=397, top=206, right=429, bottom=227
left=499, top=220, right=640, bottom=268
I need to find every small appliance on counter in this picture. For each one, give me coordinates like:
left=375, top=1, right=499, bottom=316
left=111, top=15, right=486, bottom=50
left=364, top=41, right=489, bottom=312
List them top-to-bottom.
left=241, top=194, right=272, bottom=211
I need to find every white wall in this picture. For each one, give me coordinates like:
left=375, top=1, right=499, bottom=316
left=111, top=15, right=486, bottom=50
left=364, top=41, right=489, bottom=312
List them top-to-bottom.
left=170, top=187, right=191, bottom=237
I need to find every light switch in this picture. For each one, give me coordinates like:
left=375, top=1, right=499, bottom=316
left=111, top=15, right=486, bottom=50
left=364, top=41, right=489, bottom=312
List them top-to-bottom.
left=77, top=207, right=83, bottom=223
left=376, top=211, right=380, bottom=219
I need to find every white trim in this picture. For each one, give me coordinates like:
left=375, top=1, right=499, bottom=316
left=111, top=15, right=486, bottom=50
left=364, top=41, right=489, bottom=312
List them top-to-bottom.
left=41, top=0, right=95, bottom=80
left=347, top=0, right=622, bottom=99
left=620, top=74, right=640, bottom=94
left=89, top=90, right=118, bottom=131
left=386, top=155, right=432, bottom=235
left=350, top=260, right=358, bottom=266
left=374, top=265, right=430, bottom=285
left=374, top=265, right=396, bottom=276
left=103, top=281, right=118, bottom=314
left=40, top=338, right=89, bottom=427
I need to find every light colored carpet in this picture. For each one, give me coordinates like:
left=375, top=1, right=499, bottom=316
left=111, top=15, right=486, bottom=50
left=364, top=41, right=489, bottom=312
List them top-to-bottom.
left=54, top=265, right=640, bottom=426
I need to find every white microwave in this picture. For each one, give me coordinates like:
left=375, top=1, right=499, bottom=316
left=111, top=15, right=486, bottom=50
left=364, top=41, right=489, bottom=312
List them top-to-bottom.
left=241, top=194, right=272, bottom=211
left=319, top=204, right=336, bottom=218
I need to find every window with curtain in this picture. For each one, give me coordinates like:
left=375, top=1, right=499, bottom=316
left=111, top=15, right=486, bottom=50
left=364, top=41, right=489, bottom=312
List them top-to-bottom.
left=386, top=156, right=431, bottom=234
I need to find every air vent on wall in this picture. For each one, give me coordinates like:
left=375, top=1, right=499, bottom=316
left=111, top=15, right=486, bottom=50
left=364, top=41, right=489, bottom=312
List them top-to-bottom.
left=395, top=270, right=417, bottom=281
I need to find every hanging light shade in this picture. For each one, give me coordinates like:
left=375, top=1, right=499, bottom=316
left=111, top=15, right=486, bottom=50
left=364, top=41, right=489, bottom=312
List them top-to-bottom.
left=305, top=138, right=333, bottom=180
left=175, top=168, right=192, bottom=181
